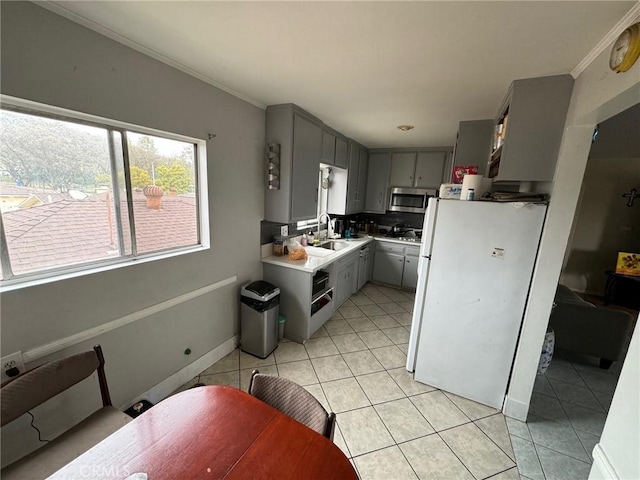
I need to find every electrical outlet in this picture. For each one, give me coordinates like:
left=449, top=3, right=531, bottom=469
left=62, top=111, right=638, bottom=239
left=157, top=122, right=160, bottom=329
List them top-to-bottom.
left=280, top=225, right=289, bottom=236
left=492, top=247, right=505, bottom=259
left=1, top=351, right=25, bottom=383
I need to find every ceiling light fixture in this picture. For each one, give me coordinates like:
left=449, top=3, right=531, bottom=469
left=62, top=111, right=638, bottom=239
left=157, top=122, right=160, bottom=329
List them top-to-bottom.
left=397, top=125, right=414, bottom=131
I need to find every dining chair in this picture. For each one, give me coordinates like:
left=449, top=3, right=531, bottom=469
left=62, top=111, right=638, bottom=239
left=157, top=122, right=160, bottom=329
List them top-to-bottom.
left=248, top=370, right=336, bottom=441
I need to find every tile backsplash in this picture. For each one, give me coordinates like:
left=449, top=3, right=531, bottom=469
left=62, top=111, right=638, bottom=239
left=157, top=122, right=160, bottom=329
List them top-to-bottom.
left=260, top=211, right=424, bottom=245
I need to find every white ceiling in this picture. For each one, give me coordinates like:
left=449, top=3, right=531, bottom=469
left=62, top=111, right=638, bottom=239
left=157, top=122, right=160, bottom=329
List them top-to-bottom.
left=48, top=1, right=635, bottom=148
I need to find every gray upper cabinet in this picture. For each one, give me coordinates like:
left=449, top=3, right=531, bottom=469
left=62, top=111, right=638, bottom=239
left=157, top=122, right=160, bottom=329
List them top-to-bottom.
left=487, top=74, right=574, bottom=182
left=265, top=104, right=322, bottom=223
left=291, top=113, right=323, bottom=221
left=453, top=119, right=494, bottom=168
left=321, top=127, right=349, bottom=169
left=321, top=128, right=336, bottom=165
left=335, top=136, right=348, bottom=168
left=346, top=140, right=369, bottom=214
left=357, top=148, right=368, bottom=208
left=388, top=150, right=451, bottom=188
left=389, top=152, right=416, bottom=187
left=415, top=152, right=447, bottom=188
left=364, top=153, right=391, bottom=213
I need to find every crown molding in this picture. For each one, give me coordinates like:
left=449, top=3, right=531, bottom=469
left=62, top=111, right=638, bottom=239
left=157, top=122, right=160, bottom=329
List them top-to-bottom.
left=36, top=1, right=266, bottom=110
left=572, top=2, right=640, bottom=78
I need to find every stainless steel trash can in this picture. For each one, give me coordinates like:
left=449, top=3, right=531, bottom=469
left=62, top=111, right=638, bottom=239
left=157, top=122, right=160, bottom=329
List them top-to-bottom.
left=240, top=281, right=280, bottom=359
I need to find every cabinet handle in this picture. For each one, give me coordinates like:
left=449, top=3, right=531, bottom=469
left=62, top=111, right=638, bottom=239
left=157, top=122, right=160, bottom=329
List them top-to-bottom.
left=315, top=188, right=318, bottom=202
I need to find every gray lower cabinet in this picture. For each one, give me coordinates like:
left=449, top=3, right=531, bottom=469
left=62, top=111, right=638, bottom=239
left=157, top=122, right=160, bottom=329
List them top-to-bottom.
left=265, top=104, right=323, bottom=223
left=364, top=153, right=390, bottom=213
left=372, top=240, right=406, bottom=287
left=372, top=242, right=420, bottom=290
left=357, top=245, right=372, bottom=291
left=335, top=251, right=358, bottom=307
left=373, top=251, right=404, bottom=286
left=402, top=255, right=419, bottom=290
left=263, top=264, right=334, bottom=344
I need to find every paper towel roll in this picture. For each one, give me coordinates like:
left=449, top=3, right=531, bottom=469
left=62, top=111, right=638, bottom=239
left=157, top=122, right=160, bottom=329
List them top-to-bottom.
left=460, top=174, right=484, bottom=200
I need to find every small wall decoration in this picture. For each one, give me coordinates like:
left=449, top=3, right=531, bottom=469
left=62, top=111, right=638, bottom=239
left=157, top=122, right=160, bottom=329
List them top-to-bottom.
left=267, top=143, right=280, bottom=190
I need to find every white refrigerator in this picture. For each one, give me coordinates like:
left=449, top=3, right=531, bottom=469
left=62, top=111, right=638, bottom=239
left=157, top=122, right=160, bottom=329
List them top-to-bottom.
left=406, top=198, right=547, bottom=409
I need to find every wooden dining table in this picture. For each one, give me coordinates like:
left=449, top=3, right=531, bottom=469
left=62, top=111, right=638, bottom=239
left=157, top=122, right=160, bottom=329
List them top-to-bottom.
left=47, top=385, right=357, bottom=479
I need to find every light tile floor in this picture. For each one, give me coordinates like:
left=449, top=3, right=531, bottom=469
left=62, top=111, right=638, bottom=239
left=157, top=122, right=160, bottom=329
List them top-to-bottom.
left=173, top=282, right=519, bottom=480
left=508, top=347, right=625, bottom=480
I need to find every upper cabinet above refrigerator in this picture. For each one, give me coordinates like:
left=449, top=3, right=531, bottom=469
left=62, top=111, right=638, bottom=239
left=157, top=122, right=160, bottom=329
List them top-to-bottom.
left=487, top=74, right=574, bottom=183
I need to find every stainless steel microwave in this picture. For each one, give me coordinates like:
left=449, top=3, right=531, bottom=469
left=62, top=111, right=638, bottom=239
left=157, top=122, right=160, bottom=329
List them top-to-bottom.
left=388, top=187, right=437, bottom=213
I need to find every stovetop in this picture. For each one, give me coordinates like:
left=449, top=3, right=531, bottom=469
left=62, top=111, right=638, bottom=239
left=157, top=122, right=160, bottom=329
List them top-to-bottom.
left=384, top=230, right=421, bottom=242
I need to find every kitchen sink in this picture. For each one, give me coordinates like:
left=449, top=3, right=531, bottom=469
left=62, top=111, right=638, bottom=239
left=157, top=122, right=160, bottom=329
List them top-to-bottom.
left=319, top=241, right=350, bottom=251
left=304, top=246, right=335, bottom=258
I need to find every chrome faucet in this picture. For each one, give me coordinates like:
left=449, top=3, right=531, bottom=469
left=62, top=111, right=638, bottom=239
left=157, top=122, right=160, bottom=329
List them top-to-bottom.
left=317, top=213, right=332, bottom=242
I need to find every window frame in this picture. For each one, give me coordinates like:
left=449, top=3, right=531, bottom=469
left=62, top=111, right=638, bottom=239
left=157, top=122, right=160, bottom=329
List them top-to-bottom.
left=0, top=95, right=209, bottom=291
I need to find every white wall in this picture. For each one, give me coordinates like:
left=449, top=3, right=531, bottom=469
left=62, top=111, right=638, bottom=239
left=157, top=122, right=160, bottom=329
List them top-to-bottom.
left=0, top=2, right=265, bottom=464
left=504, top=11, right=640, bottom=420
left=561, top=156, right=640, bottom=294
left=589, top=319, right=639, bottom=480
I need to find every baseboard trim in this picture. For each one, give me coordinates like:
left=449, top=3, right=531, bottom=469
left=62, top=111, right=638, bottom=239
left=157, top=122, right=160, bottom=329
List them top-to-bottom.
left=120, top=335, right=238, bottom=408
left=502, top=395, right=528, bottom=421
left=591, top=444, right=620, bottom=480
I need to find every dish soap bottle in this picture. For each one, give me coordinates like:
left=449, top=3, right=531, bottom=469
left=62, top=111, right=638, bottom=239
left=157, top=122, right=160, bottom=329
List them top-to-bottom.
left=301, top=234, right=308, bottom=247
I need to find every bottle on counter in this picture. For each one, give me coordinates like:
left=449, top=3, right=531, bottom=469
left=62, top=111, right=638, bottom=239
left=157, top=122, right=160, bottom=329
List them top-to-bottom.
left=466, top=188, right=475, bottom=201
left=301, top=234, right=308, bottom=247
left=273, top=235, right=284, bottom=256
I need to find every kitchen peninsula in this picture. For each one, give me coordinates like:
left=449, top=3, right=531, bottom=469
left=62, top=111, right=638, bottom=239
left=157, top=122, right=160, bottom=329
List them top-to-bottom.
left=262, top=235, right=420, bottom=343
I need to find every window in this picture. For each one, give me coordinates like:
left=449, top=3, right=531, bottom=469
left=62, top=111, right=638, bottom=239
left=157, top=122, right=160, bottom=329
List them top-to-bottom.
left=0, top=97, right=208, bottom=287
left=296, top=218, right=319, bottom=230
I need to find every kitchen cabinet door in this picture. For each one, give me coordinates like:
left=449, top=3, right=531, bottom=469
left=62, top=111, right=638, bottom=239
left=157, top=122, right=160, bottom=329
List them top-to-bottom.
left=487, top=75, right=573, bottom=182
left=291, top=113, right=322, bottom=221
left=453, top=120, right=493, bottom=169
left=321, top=129, right=336, bottom=165
left=335, top=136, right=348, bottom=168
left=346, top=141, right=360, bottom=214
left=357, top=148, right=369, bottom=210
left=389, top=152, right=416, bottom=187
left=415, top=152, right=446, bottom=188
left=364, top=153, right=390, bottom=213
left=372, top=251, right=404, bottom=287
left=402, top=255, right=419, bottom=290
left=336, top=260, right=357, bottom=307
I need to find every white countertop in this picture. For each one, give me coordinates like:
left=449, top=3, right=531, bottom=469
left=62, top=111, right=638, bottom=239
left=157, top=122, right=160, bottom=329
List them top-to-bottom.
left=262, top=235, right=421, bottom=273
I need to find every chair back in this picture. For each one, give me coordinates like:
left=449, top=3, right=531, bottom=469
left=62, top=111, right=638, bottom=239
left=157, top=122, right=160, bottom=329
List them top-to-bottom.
left=1, top=345, right=111, bottom=427
left=248, top=370, right=335, bottom=440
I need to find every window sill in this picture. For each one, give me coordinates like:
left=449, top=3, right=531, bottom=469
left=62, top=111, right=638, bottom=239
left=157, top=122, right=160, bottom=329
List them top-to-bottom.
left=0, top=245, right=209, bottom=293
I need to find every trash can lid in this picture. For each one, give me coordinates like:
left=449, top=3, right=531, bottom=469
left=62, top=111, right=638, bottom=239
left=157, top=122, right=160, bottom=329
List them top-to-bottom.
left=241, top=281, right=280, bottom=301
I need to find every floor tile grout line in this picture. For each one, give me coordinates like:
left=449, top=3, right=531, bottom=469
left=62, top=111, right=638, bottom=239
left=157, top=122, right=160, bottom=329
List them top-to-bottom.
left=543, top=372, right=601, bottom=461
left=544, top=372, right=606, bottom=415
left=523, top=411, right=548, bottom=480
left=470, top=413, right=518, bottom=465
left=435, top=429, right=481, bottom=480
left=483, top=465, right=519, bottom=479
